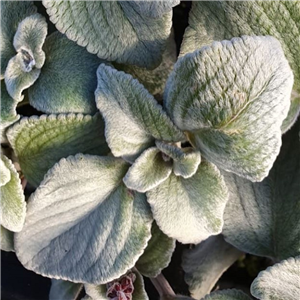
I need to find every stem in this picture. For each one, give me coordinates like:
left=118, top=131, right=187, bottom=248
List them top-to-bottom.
left=150, top=273, right=175, bottom=297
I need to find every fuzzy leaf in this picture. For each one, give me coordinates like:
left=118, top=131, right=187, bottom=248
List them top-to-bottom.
left=0, top=1, right=37, bottom=78
left=42, top=1, right=175, bottom=69
left=5, top=13, right=47, bottom=101
left=29, top=32, right=103, bottom=114
left=165, top=36, right=293, bottom=181
left=95, top=64, right=184, bottom=162
left=281, top=90, right=300, bottom=133
left=7, top=113, right=109, bottom=187
left=223, top=122, right=300, bottom=260
left=123, top=147, right=173, bottom=193
left=15, top=154, right=153, bottom=284
left=0, top=155, right=26, bottom=232
left=147, top=161, right=228, bottom=244
left=136, top=222, right=175, bottom=277
left=1, top=226, right=14, bottom=252
left=182, top=235, right=243, bottom=299
left=251, top=256, right=300, bottom=300
left=85, top=270, right=149, bottom=300
left=49, top=279, right=83, bottom=300
left=201, top=290, right=252, bottom=300
left=161, top=296, right=193, bottom=300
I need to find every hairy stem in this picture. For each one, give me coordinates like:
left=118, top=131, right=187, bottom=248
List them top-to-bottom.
left=150, top=273, right=176, bottom=297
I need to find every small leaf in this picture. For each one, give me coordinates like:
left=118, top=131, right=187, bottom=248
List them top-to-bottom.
left=0, top=1, right=37, bottom=78
left=42, top=1, right=175, bottom=68
left=5, top=13, right=48, bottom=101
left=29, top=32, right=103, bottom=114
left=165, top=36, right=293, bottom=181
left=95, top=64, right=184, bottom=162
left=281, top=90, right=300, bottom=133
left=7, top=113, right=109, bottom=187
left=222, top=122, right=300, bottom=260
left=123, top=147, right=172, bottom=193
left=0, top=154, right=11, bottom=186
left=15, top=154, right=153, bottom=284
left=0, top=155, right=26, bottom=232
left=147, top=161, right=228, bottom=244
left=136, top=222, right=176, bottom=278
left=1, top=226, right=14, bottom=252
left=182, top=235, right=243, bottom=299
left=251, top=256, right=300, bottom=300
left=85, top=270, right=149, bottom=300
left=49, top=279, right=83, bottom=300
left=201, top=289, right=252, bottom=300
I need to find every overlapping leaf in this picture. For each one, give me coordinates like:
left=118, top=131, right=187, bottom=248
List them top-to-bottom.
left=0, top=1, right=37, bottom=78
left=42, top=1, right=176, bottom=68
left=5, top=13, right=47, bottom=101
left=29, top=32, right=103, bottom=114
left=165, top=36, right=293, bottom=181
left=95, top=64, right=185, bottom=162
left=282, top=90, right=300, bottom=133
left=7, top=113, right=109, bottom=187
left=222, top=122, right=300, bottom=260
left=0, top=155, right=26, bottom=232
left=147, top=161, right=228, bottom=244
left=136, top=222, right=175, bottom=277
left=0, top=226, right=14, bottom=252
left=182, top=235, right=243, bottom=299
left=251, top=256, right=300, bottom=300
left=49, top=280, right=83, bottom=300
left=201, top=290, right=252, bottom=300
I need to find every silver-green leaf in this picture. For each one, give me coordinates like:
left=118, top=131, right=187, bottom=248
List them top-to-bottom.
left=42, top=1, right=175, bottom=69
left=29, top=31, right=104, bottom=114
left=165, top=35, right=294, bottom=181
left=95, top=64, right=184, bottom=162
left=7, top=113, right=109, bottom=187
left=222, top=122, right=300, bottom=260
left=15, top=154, right=153, bottom=284
left=0, top=155, right=26, bottom=232
left=147, top=161, right=228, bottom=244
left=1, top=225, right=14, bottom=252
left=182, top=235, right=243, bottom=299
left=251, top=256, right=300, bottom=300
left=49, top=279, right=83, bottom=300
left=201, top=289, right=252, bottom=300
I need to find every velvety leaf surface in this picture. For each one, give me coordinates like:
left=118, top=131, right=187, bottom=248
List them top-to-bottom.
left=0, top=1, right=37, bottom=78
left=42, top=1, right=174, bottom=68
left=5, top=13, right=47, bottom=101
left=29, top=32, right=103, bottom=114
left=165, top=36, right=293, bottom=181
left=95, top=64, right=184, bottom=162
left=281, top=90, right=300, bottom=133
left=7, top=113, right=109, bottom=187
left=223, top=122, right=300, bottom=260
left=123, top=147, right=173, bottom=193
left=15, top=154, right=153, bottom=284
left=0, top=155, right=26, bottom=232
left=147, top=161, right=228, bottom=244
left=136, top=222, right=176, bottom=277
left=0, top=225, right=14, bottom=252
left=182, top=235, right=243, bottom=299
left=251, top=256, right=300, bottom=300
left=85, top=270, right=149, bottom=300
left=49, top=279, right=83, bottom=300
left=201, top=290, right=252, bottom=300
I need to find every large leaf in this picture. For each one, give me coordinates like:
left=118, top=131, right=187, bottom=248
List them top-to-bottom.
left=0, top=1, right=37, bottom=78
left=42, top=1, right=176, bottom=69
left=5, top=13, right=47, bottom=101
left=29, top=32, right=103, bottom=114
left=165, top=35, right=293, bottom=181
left=95, top=64, right=185, bottom=162
left=7, top=113, right=109, bottom=187
left=222, top=122, right=300, bottom=260
left=123, top=147, right=173, bottom=193
left=15, top=154, right=153, bottom=284
left=0, top=155, right=26, bottom=232
left=147, top=161, right=228, bottom=244
left=136, top=222, right=175, bottom=278
left=0, top=225, right=14, bottom=252
left=182, top=235, right=243, bottom=299
left=251, top=256, right=300, bottom=300
left=85, top=270, right=149, bottom=300
left=49, top=279, right=83, bottom=300
left=201, top=290, right=252, bottom=300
